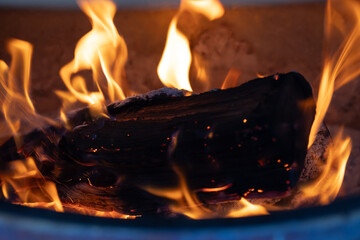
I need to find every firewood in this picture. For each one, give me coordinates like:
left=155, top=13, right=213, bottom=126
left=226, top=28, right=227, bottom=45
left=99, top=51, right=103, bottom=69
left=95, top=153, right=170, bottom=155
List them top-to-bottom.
left=0, top=72, right=316, bottom=216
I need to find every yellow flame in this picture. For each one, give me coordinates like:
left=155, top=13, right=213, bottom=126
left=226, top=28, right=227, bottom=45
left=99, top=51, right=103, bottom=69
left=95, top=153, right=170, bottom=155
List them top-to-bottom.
left=0, top=0, right=358, bottom=220
left=58, top=0, right=128, bottom=117
left=157, top=0, right=224, bottom=91
left=181, top=0, right=225, bottom=21
left=301, top=0, right=358, bottom=206
left=308, top=0, right=360, bottom=147
left=157, top=19, right=193, bottom=91
left=0, top=39, right=55, bottom=138
left=6, top=39, right=35, bottom=113
left=0, top=40, right=34, bottom=136
left=301, top=129, right=351, bottom=205
left=1, top=158, right=63, bottom=212
left=144, top=164, right=268, bottom=219
left=225, top=199, right=268, bottom=218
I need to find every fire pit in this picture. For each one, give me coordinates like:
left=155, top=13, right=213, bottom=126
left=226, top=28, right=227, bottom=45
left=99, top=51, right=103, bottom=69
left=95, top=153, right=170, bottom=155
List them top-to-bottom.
left=0, top=0, right=360, bottom=238
left=1, top=196, right=360, bottom=239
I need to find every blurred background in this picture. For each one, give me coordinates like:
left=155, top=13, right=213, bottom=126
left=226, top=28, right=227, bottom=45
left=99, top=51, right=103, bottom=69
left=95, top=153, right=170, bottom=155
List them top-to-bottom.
left=0, top=0, right=325, bottom=8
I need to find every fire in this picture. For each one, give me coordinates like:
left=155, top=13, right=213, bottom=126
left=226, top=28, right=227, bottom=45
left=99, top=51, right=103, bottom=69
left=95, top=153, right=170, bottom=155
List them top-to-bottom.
left=0, top=0, right=359, bottom=220
left=0, top=0, right=135, bottom=219
left=58, top=0, right=128, bottom=117
left=157, top=0, right=224, bottom=91
left=302, top=0, right=360, bottom=205
left=308, top=0, right=360, bottom=147
left=0, top=39, right=55, bottom=138
left=221, top=68, right=241, bottom=90
left=301, top=129, right=351, bottom=205
left=143, top=131, right=267, bottom=219
left=1, top=158, right=63, bottom=212
left=144, top=165, right=268, bottom=219
left=63, top=204, right=139, bottom=219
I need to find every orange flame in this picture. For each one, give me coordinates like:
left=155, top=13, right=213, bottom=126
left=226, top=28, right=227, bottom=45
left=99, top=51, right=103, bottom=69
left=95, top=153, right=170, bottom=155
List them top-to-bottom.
left=0, top=0, right=358, bottom=220
left=58, top=0, right=128, bottom=117
left=157, top=0, right=224, bottom=91
left=303, top=0, right=358, bottom=205
left=308, top=0, right=360, bottom=147
left=0, top=2, right=136, bottom=219
left=0, top=39, right=55, bottom=138
left=0, top=39, right=62, bottom=212
left=221, top=68, right=241, bottom=89
left=301, top=129, right=351, bottom=204
left=1, top=157, right=63, bottom=212
left=143, top=165, right=268, bottom=219
left=63, top=204, right=139, bottom=219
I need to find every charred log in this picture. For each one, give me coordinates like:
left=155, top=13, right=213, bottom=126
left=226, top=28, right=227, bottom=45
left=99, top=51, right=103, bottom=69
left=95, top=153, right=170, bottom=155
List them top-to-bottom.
left=0, top=72, right=316, bottom=216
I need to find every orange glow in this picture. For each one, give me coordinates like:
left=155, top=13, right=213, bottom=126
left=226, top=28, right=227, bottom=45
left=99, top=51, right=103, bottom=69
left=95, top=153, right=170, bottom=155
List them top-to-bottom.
left=0, top=0, right=358, bottom=220
left=58, top=0, right=128, bottom=118
left=157, top=0, right=224, bottom=91
left=181, top=0, right=225, bottom=21
left=299, top=0, right=358, bottom=207
left=308, top=0, right=360, bottom=147
left=0, top=1, right=136, bottom=220
left=157, top=19, right=193, bottom=91
left=0, top=39, right=56, bottom=139
left=0, top=39, right=62, bottom=213
left=221, top=68, right=241, bottom=89
left=301, top=129, right=351, bottom=204
left=1, top=158, right=63, bottom=212
left=144, top=164, right=268, bottom=219
left=198, top=183, right=232, bottom=193
left=226, top=199, right=268, bottom=218
left=63, top=204, right=140, bottom=219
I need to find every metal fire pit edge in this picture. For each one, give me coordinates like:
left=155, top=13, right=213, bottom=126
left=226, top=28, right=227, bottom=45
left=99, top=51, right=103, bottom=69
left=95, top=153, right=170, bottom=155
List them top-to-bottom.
left=0, top=195, right=359, bottom=240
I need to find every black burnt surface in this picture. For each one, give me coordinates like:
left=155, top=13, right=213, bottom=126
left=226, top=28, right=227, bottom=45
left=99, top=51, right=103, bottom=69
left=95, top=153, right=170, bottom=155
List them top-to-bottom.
left=0, top=72, right=315, bottom=217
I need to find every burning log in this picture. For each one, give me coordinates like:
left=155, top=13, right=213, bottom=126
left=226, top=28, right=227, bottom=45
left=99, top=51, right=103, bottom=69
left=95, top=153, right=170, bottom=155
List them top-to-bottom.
left=0, top=72, right=317, bottom=216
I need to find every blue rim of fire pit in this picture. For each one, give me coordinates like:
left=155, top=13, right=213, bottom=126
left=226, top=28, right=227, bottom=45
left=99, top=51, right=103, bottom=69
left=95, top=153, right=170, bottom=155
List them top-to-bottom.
left=0, top=195, right=359, bottom=239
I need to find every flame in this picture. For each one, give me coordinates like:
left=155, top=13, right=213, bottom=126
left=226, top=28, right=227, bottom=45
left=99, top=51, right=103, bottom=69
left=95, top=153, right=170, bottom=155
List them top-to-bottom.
left=0, top=0, right=358, bottom=220
left=58, top=0, right=128, bottom=117
left=157, top=0, right=224, bottom=91
left=302, top=0, right=359, bottom=206
left=308, top=0, right=360, bottom=147
left=0, top=1, right=136, bottom=219
left=0, top=39, right=55, bottom=138
left=0, top=39, right=63, bottom=213
left=221, top=68, right=241, bottom=89
left=301, top=129, right=351, bottom=205
left=1, top=158, right=63, bottom=212
left=144, top=165, right=268, bottom=219
left=225, top=199, right=268, bottom=218
left=62, top=204, right=139, bottom=219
